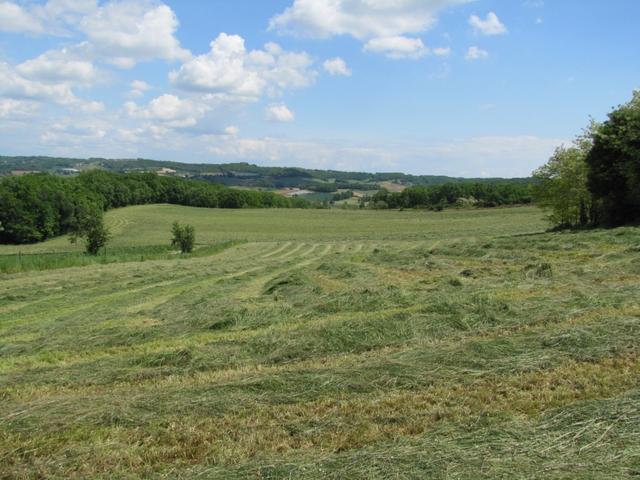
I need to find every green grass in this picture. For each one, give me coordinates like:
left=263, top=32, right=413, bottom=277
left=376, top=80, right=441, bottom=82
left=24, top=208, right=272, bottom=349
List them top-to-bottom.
left=0, top=204, right=546, bottom=254
left=1, top=205, right=639, bottom=479
left=0, top=241, right=244, bottom=274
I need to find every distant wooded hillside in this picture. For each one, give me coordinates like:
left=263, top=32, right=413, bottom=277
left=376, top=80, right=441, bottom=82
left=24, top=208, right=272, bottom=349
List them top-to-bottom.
left=0, top=156, right=532, bottom=192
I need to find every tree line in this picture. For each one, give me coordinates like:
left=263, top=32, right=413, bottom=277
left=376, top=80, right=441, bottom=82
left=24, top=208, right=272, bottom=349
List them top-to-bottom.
left=533, top=91, right=640, bottom=228
left=0, top=170, right=312, bottom=245
left=369, top=182, right=533, bottom=210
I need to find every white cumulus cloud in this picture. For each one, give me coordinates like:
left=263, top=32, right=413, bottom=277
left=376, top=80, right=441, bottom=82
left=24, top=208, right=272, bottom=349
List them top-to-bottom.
left=270, top=0, right=468, bottom=59
left=270, top=0, right=468, bottom=40
left=79, top=1, right=191, bottom=68
left=0, top=2, right=44, bottom=34
left=469, top=12, right=507, bottom=36
left=170, top=33, right=316, bottom=101
left=364, top=36, right=428, bottom=60
left=465, top=46, right=489, bottom=61
left=432, top=47, right=451, bottom=57
left=16, top=48, right=98, bottom=85
left=323, top=57, right=351, bottom=76
left=0, top=61, right=77, bottom=104
left=128, top=80, right=151, bottom=98
left=125, top=94, right=207, bottom=128
left=0, top=98, right=39, bottom=119
left=79, top=100, right=104, bottom=113
left=265, top=103, right=295, bottom=123
left=41, top=120, right=108, bottom=145
left=224, top=125, right=239, bottom=136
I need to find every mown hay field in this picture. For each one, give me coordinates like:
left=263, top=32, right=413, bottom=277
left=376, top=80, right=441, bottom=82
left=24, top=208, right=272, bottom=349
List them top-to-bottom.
left=1, top=205, right=639, bottom=479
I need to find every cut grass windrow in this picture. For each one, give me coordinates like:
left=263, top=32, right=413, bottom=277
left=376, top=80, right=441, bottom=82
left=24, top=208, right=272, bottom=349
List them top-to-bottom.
left=1, top=206, right=639, bottom=479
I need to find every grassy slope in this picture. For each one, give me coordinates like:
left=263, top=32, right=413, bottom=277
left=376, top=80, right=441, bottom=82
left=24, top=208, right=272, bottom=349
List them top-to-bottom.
left=0, top=204, right=546, bottom=254
left=1, top=205, right=639, bottom=479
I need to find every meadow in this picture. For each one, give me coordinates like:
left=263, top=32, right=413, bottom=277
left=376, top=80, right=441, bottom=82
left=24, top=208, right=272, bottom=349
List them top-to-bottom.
left=1, top=205, right=639, bottom=479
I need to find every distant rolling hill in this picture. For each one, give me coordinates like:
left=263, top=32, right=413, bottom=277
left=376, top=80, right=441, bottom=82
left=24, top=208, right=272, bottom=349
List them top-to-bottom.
left=0, top=155, right=532, bottom=193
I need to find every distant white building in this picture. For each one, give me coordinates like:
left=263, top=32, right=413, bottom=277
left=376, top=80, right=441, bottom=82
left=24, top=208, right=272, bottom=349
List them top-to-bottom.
left=282, top=188, right=313, bottom=197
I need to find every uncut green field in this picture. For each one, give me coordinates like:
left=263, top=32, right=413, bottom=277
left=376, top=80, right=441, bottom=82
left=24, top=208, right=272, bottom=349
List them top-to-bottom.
left=0, top=204, right=545, bottom=254
left=1, top=205, right=639, bottom=479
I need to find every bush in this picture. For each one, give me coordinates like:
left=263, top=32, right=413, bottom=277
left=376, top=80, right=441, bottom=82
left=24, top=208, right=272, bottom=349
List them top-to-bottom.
left=533, top=144, right=593, bottom=228
left=67, top=201, right=110, bottom=255
left=171, top=221, right=195, bottom=253
left=83, top=222, right=110, bottom=255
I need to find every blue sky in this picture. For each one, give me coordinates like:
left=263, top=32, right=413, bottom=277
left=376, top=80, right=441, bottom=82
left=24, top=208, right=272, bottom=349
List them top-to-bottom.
left=0, top=0, right=638, bottom=177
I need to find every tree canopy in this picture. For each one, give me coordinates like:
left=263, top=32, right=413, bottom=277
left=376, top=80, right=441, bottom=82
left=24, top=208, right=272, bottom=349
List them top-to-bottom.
left=534, top=91, right=640, bottom=228
left=586, top=91, right=640, bottom=226
left=532, top=124, right=596, bottom=228
left=0, top=171, right=312, bottom=245
left=370, top=182, right=533, bottom=210
left=171, top=222, right=195, bottom=254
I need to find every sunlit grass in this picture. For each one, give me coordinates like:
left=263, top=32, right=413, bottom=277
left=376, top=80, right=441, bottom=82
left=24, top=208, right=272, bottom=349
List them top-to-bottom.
left=1, top=205, right=639, bottom=478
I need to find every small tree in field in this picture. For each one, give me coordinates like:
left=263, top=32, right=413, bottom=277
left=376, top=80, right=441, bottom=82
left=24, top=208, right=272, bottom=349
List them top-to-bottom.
left=532, top=122, right=597, bottom=228
left=68, top=199, right=110, bottom=255
left=171, top=221, right=195, bottom=253
left=83, top=222, right=110, bottom=255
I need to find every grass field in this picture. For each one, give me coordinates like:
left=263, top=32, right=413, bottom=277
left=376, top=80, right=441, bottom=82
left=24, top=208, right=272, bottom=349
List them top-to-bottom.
left=0, top=204, right=547, bottom=254
left=1, top=205, right=639, bottom=479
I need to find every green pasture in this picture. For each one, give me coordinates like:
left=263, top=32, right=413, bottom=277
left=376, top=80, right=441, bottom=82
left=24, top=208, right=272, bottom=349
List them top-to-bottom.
left=0, top=204, right=546, bottom=254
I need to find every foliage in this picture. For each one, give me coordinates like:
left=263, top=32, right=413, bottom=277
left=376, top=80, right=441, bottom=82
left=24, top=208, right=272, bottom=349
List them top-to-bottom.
left=534, top=91, right=640, bottom=229
left=586, top=91, right=640, bottom=226
left=532, top=124, right=596, bottom=228
left=0, top=155, right=531, bottom=190
left=0, top=171, right=312, bottom=245
left=0, top=173, right=104, bottom=244
left=304, top=182, right=338, bottom=193
left=370, top=182, right=533, bottom=210
left=331, top=190, right=354, bottom=202
left=66, top=192, right=110, bottom=255
left=83, top=221, right=110, bottom=255
left=171, top=221, right=195, bottom=253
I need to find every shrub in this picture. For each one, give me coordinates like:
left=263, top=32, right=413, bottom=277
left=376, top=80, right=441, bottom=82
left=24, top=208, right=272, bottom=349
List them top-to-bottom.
left=68, top=201, right=109, bottom=255
left=171, top=221, right=195, bottom=253
left=83, top=222, right=110, bottom=255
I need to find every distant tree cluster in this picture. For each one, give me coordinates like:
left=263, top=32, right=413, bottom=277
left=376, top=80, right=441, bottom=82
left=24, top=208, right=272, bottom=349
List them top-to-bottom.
left=533, top=91, right=640, bottom=228
left=0, top=170, right=312, bottom=245
left=0, top=174, right=103, bottom=244
left=304, top=182, right=338, bottom=193
left=369, top=182, right=533, bottom=210
left=331, top=190, right=354, bottom=202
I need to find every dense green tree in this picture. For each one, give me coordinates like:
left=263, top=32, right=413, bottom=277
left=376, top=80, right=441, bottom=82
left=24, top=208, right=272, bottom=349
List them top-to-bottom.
left=586, top=91, right=640, bottom=226
left=532, top=144, right=593, bottom=228
left=0, top=171, right=313, bottom=245
left=0, top=174, right=94, bottom=243
left=368, top=182, right=532, bottom=210
left=68, top=198, right=110, bottom=255
left=83, top=221, right=110, bottom=255
left=171, top=221, right=195, bottom=253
